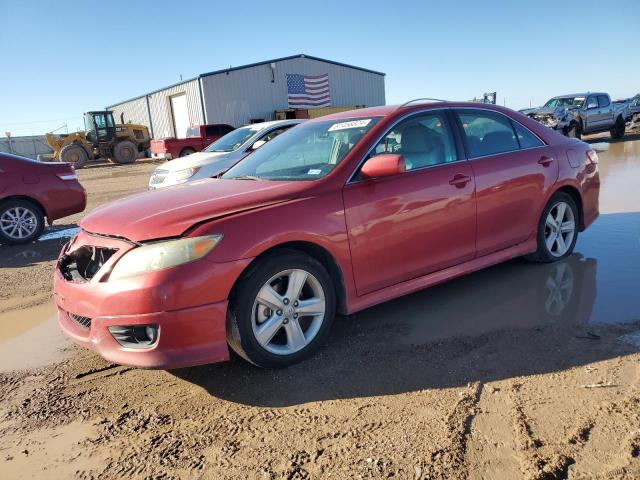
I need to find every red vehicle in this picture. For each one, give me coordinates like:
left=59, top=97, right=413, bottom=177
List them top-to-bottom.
left=54, top=102, right=599, bottom=369
left=150, top=124, right=235, bottom=160
left=0, top=153, right=86, bottom=245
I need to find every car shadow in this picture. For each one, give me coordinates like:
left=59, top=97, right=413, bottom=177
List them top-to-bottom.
left=0, top=224, right=77, bottom=267
left=172, top=250, right=639, bottom=407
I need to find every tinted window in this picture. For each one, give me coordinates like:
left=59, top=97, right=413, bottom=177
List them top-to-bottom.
left=597, top=95, right=610, bottom=108
left=586, top=97, right=599, bottom=109
left=457, top=111, right=519, bottom=158
left=370, top=112, right=457, bottom=170
left=513, top=122, right=544, bottom=149
left=204, top=126, right=218, bottom=137
left=259, top=126, right=292, bottom=143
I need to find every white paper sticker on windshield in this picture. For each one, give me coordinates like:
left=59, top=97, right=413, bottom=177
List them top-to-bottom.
left=328, top=119, right=372, bottom=132
left=307, top=169, right=322, bottom=175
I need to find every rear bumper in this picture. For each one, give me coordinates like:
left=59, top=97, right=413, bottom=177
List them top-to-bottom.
left=151, top=152, right=173, bottom=160
left=48, top=182, right=87, bottom=223
left=56, top=300, right=229, bottom=369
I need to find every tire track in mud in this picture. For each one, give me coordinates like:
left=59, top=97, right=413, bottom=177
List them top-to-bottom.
left=424, top=381, right=483, bottom=480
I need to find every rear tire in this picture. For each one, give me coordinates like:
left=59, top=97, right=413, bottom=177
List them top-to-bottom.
left=610, top=116, right=625, bottom=139
left=566, top=121, right=582, bottom=140
left=112, top=140, right=137, bottom=164
left=59, top=144, right=88, bottom=169
left=179, top=148, right=196, bottom=157
left=525, top=192, right=578, bottom=263
left=0, top=199, right=45, bottom=245
left=227, top=249, right=336, bottom=368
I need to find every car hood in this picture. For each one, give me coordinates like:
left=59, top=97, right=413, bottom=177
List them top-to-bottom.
left=527, top=105, right=579, bottom=118
left=157, top=151, right=233, bottom=171
left=80, top=178, right=307, bottom=241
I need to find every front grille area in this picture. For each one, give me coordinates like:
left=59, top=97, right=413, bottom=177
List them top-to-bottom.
left=59, top=245, right=117, bottom=282
left=68, top=312, right=92, bottom=329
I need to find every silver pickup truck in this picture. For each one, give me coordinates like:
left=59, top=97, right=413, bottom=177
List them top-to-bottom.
left=520, top=92, right=626, bottom=140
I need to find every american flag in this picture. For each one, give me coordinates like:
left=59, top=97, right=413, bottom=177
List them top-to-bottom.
left=286, top=73, right=331, bottom=108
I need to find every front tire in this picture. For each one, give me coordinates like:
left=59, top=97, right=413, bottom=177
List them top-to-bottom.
left=566, top=121, right=582, bottom=140
left=59, top=143, right=89, bottom=169
left=526, top=192, right=578, bottom=263
left=0, top=199, right=45, bottom=245
left=227, top=250, right=336, bottom=368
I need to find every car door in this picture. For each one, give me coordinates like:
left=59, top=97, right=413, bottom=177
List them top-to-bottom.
left=583, top=95, right=601, bottom=131
left=597, top=95, right=614, bottom=126
left=453, top=108, right=559, bottom=257
left=342, top=110, right=477, bottom=296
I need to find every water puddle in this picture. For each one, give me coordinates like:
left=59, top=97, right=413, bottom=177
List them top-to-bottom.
left=0, top=303, right=70, bottom=372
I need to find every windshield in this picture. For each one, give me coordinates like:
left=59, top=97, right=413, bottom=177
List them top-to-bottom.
left=544, top=97, right=585, bottom=108
left=223, top=117, right=381, bottom=181
left=204, top=125, right=262, bottom=153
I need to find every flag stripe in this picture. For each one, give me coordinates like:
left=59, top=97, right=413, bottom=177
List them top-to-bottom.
left=288, top=94, right=331, bottom=102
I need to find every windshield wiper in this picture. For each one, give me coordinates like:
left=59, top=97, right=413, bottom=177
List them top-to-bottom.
left=227, top=175, right=262, bottom=181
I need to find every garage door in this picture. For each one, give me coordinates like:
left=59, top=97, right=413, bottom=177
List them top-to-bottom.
left=170, top=94, right=190, bottom=139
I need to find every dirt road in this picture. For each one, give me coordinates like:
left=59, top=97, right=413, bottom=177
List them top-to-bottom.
left=1, top=140, right=639, bottom=479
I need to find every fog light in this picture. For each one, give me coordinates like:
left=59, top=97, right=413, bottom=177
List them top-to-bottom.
left=108, top=324, right=159, bottom=349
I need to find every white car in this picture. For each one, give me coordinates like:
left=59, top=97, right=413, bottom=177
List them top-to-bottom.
left=148, top=120, right=303, bottom=189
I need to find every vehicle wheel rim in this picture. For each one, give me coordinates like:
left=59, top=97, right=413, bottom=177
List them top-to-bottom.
left=544, top=201, right=575, bottom=257
left=0, top=207, right=38, bottom=240
left=544, top=262, right=573, bottom=316
left=251, top=269, right=326, bottom=355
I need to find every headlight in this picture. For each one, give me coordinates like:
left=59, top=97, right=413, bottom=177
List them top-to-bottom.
left=170, top=167, right=201, bottom=183
left=109, top=234, right=223, bottom=281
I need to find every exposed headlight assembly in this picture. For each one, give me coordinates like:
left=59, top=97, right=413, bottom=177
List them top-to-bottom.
left=109, top=234, right=223, bottom=281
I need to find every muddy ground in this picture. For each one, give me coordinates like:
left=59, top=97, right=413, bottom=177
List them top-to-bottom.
left=1, top=136, right=640, bottom=480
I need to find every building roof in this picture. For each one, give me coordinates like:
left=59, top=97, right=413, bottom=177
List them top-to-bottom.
left=106, top=54, right=385, bottom=108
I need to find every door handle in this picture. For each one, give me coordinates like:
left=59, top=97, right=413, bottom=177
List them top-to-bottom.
left=538, top=156, right=554, bottom=167
left=449, top=174, right=472, bottom=188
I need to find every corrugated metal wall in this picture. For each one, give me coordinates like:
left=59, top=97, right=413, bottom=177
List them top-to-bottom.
left=106, top=56, right=385, bottom=139
left=201, top=57, right=385, bottom=127
left=147, top=79, right=203, bottom=139
left=108, top=97, right=149, bottom=131
left=0, top=135, right=52, bottom=159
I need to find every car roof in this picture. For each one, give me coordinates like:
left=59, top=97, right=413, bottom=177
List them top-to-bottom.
left=552, top=93, right=606, bottom=99
left=312, top=101, right=520, bottom=121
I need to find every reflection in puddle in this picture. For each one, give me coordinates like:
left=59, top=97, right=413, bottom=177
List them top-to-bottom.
left=354, top=211, right=640, bottom=346
left=38, top=226, right=80, bottom=242
left=0, top=304, right=70, bottom=372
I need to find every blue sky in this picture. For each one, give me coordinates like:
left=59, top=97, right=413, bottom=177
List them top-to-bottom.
left=1, top=0, right=638, bottom=136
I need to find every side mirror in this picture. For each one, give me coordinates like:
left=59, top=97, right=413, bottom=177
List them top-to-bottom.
left=251, top=140, right=267, bottom=151
left=360, top=154, right=406, bottom=179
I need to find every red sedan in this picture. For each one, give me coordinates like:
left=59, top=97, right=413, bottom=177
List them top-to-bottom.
left=54, top=102, right=599, bottom=369
left=0, top=153, right=86, bottom=245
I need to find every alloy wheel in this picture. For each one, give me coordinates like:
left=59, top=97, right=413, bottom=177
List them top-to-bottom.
left=544, top=201, right=575, bottom=257
left=0, top=207, right=38, bottom=240
left=251, top=269, right=326, bottom=355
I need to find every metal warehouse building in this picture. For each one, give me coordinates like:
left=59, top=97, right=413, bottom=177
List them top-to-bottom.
left=107, top=54, right=385, bottom=139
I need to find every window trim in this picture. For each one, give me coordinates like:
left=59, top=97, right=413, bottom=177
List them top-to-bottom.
left=451, top=107, right=547, bottom=161
left=346, top=108, right=466, bottom=184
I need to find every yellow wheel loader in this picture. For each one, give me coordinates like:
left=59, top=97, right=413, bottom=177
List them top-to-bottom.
left=45, top=111, right=150, bottom=168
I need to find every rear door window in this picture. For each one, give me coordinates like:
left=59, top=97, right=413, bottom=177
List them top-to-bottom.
left=597, top=95, right=610, bottom=108
left=456, top=110, right=519, bottom=158
left=512, top=122, right=544, bottom=149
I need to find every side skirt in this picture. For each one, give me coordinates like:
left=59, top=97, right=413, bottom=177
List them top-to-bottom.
left=346, top=239, right=537, bottom=315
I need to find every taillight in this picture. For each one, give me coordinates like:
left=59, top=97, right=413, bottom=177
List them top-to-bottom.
left=586, top=150, right=598, bottom=164
left=56, top=172, right=78, bottom=181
